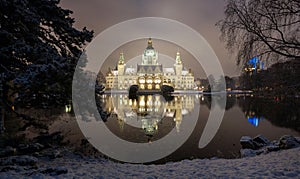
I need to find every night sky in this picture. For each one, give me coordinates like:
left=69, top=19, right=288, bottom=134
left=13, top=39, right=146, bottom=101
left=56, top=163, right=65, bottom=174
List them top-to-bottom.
left=60, top=0, right=240, bottom=78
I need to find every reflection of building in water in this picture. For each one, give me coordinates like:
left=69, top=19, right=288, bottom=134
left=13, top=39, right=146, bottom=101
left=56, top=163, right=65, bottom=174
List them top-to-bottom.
left=105, top=38, right=195, bottom=90
left=103, top=95, right=195, bottom=134
left=164, top=95, right=195, bottom=132
left=245, top=111, right=264, bottom=127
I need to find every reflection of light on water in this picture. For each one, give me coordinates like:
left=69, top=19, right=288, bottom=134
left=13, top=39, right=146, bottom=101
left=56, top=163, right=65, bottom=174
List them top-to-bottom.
left=104, top=94, right=198, bottom=135
left=139, top=96, right=145, bottom=107
left=201, top=96, right=204, bottom=101
left=129, top=99, right=132, bottom=106
left=181, top=109, right=189, bottom=115
left=245, top=110, right=264, bottom=127
left=125, top=111, right=136, bottom=118
left=165, top=111, right=175, bottom=117
left=247, top=116, right=263, bottom=127
left=142, top=118, right=159, bottom=136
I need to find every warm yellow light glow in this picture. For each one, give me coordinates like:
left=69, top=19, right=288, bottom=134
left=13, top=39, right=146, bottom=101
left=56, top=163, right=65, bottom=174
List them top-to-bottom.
left=139, top=77, right=145, bottom=84
left=154, top=77, right=161, bottom=84
left=146, top=78, right=153, bottom=84
left=147, top=84, right=152, bottom=89
left=147, top=95, right=152, bottom=100
left=139, top=97, right=145, bottom=107
left=129, top=99, right=132, bottom=106
left=65, top=104, right=72, bottom=113
left=139, top=108, right=145, bottom=112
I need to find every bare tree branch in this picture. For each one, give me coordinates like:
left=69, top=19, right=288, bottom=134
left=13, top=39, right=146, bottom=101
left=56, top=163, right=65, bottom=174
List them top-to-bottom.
left=217, top=0, right=300, bottom=67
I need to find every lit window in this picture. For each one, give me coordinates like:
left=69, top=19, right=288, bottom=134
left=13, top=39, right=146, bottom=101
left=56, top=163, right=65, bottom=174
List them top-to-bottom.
left=139, top=77, right=145, bottom=84
left=154, top=77, right=161, bottom=84
left=146, top=78, right=153, bottom=84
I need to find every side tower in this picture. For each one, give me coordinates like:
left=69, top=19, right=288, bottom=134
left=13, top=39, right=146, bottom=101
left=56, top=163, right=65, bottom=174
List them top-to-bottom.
left=118, top=52, right=125, bottom=89
left=118, top=52, right=125, bottom=75
left=174, top=52, right=183, bottom=89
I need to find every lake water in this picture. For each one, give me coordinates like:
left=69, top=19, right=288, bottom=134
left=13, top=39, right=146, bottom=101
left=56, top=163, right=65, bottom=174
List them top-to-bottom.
left=98, top=93, right=300, bottom=163
left=1, top=94, right=299, bottom=164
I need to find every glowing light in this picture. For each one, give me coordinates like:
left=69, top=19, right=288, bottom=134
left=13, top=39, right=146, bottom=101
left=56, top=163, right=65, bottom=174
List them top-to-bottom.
left=139, top=77, right=145, bottom=84
left=154, top=77, right=161, bottom=84
left=146, top=78, right=153, bottom=84
left=147, top=96, right=153, bottom=106
left=139, top=97, right=145, bottom=107
left=65, top=104, right=72, bottom=113
left=247, top=116, right=261, bottom=127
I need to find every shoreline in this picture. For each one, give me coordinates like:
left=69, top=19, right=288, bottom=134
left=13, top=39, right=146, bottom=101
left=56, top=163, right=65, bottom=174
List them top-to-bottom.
left=1, top=134, right=300, bottom=178
left=0, top=146, right=299, bottom=178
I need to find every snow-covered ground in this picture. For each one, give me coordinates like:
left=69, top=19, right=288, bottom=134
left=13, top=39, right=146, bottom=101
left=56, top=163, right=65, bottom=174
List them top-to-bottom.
left=1, top=147, right=299, bottom=178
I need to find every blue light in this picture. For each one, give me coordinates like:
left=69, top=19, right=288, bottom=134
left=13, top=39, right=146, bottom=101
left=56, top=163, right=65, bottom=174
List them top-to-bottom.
left=248, top=57, right=261, bottom=70
left=248, top=116, right=260, bottom=127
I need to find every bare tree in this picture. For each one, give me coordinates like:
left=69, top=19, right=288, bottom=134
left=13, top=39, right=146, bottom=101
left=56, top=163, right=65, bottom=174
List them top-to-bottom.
left=217, top=0, right=300, bottom=66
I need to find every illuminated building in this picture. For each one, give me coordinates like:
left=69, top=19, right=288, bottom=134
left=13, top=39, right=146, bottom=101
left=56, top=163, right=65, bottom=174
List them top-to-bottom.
left=105, top=38, right=195, bottom=90
left=243, top=56, right=264, bottom=74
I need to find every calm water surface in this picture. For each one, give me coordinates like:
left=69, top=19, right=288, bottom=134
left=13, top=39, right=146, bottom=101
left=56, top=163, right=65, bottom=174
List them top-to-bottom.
left=1, top=94, right=299, bottom=164
left=99, top=94, right=300, bottom=163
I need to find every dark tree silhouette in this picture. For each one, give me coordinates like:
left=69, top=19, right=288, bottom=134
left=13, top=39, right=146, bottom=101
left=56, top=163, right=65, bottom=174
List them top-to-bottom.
left=0, top=0, right=93, bottom=108
left=217, top=0, right=300, bottom=65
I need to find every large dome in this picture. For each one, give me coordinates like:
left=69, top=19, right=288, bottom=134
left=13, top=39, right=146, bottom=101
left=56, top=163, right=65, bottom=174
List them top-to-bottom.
left=142, top=38, right=158, bottom=65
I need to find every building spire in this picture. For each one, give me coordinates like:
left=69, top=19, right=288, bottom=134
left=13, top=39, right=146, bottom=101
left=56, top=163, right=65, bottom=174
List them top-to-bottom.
left=147, top=38, right=154, bottom=49
left=176, top=51, right=182, bottom=64
left=118, top=52, right=124, bottom=65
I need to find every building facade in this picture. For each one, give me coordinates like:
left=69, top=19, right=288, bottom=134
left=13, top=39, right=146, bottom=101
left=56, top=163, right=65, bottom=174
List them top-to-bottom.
left=105, top=38, right=195, bottom=90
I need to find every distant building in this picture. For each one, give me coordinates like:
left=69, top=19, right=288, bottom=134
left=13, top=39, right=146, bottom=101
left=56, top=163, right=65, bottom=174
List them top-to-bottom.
left=105, top=38, right=195, bottom=90
left=243, top=57, right=264, bottom=74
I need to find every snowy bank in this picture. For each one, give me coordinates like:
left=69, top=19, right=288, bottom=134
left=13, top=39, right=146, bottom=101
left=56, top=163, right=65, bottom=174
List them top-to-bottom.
left=0, top=147, right=299, bottom=178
